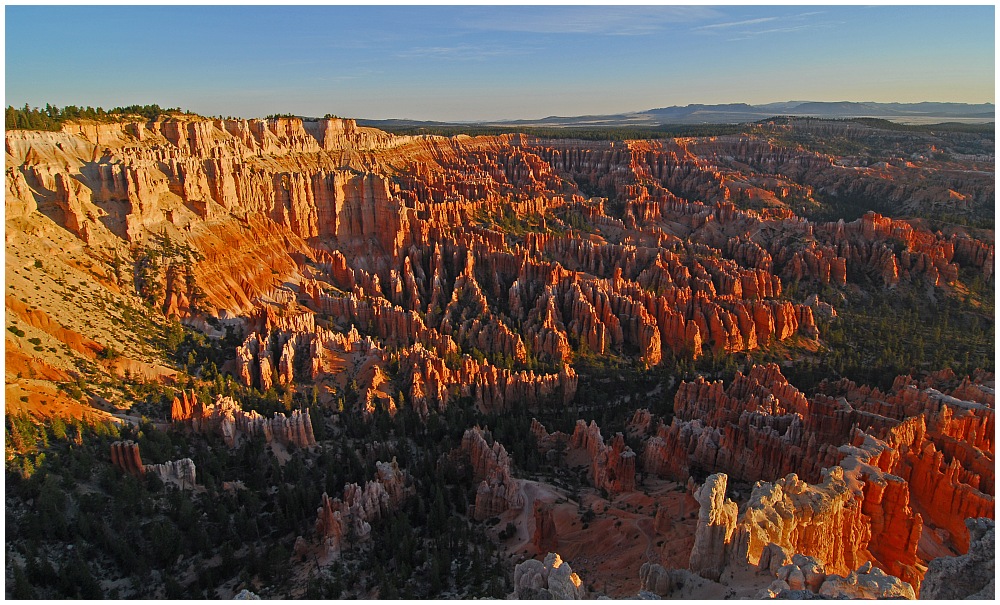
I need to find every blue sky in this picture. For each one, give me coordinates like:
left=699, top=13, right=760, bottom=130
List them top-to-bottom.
left=5, top=5, right=995, bottom=121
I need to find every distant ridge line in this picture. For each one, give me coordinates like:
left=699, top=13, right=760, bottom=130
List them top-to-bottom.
left=357, top=101, right=995, bottom=129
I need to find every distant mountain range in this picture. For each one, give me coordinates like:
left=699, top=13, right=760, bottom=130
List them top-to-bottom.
left=358, top=101, right=995, bottom=129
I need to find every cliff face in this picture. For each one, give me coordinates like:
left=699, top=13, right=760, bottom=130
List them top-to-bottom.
left=731, top=468, right=874, bottom=578
left=688, top=470, right=917, bottom=598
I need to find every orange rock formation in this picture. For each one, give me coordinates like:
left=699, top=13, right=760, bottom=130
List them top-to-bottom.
left=646, top=365, right=993, bottom=591
left=171, top=391, right=316, bottom=448
left=570, top=419, right=637, bottom=495
left=460, top=427, right=525, bottom=521
left=110, top=440, right=144, bottom=476
left=314, top=458, right=410, bottom=558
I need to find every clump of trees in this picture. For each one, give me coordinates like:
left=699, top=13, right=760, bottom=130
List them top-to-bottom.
left=5, top=103, right=188, bottom=131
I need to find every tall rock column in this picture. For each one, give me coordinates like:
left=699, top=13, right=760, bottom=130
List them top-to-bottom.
left=110, top=440, right=145, bottom=476
left=689, top=473, right=738, bottom=580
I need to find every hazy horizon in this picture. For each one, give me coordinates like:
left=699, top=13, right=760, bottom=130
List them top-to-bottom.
left=6, top=5, right=995, bottom=122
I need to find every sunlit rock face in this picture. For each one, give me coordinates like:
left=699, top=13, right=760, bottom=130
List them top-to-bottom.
left=659, top=364, right=993, bottom=593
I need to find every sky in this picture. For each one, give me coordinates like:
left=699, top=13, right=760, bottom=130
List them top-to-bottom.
left=5, top=4, right=996, bottom=121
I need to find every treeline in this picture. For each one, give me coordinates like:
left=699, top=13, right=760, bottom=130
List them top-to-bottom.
left=5, top=103, right=188, bottom=131
left=264, top=114, right=341, bottom=121
left=757, top=115, right=995, bottom=134
left=846, top=117, right=995, bottom=134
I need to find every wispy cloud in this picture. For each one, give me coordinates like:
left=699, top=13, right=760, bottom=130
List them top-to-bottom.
left=460, top=6, right=721, bottom=36
left=694, top=11, right=829, bottom=41
left=694, top=17, right=779, bottom=31
left=743, top=25, right=815, bottom=36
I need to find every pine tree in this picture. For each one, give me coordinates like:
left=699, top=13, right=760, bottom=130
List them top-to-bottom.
left=12, top=563, right=35, bottom=599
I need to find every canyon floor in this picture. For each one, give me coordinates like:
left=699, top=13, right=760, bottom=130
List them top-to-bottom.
left=4, top=112, right=994, bottom=599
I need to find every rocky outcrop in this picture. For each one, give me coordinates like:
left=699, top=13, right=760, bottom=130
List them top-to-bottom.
left=7, top=98, right=996, bottom=603
left=8, top=118, right=991, bottom=346
left=11, top=120, right=990, bottom=445
left=5, top=166, right=36, bottom=219
left=302, top=282, right=459, bottom=358
left=397, top=343, right=578, bottom=416
left=643, top=363, right=993, bottom=591
left=643, top=364, right=840, bottom=485
left=826, top=375, right=995, bottom=558
left=171, top=389, right=201, bottom=422
left=171, top=392, right=316, bottom=448
left=530, top=417, right=570, bottom=455
left=570, top=419, right=636, bottom=495
left=460, top=427, right=525, bottom=521
left=110, top=440, right=144, bottom=476
left=111, top=440, right=196, bottom=488
left=145, top=458, right=197, bottom=488
left=314, top=458, right=410, bottom=559
left=687, top=461, right=926, bottom=593
left=731, top=468, right=873, bottom=578
left=686, top=470, right=923, bottom=597
left=689, top=473, right=738, bottom=580
left=533, top=502, right=559, bottom=554
left=920, top=517, right=995, bottom=599
left=510, top=552, right=586, bottom=600
left=761, top=557, right=916, bottom=599
left=638, top=562, right=673, bottom=597
left=814, top=564, right=916, bottom=600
